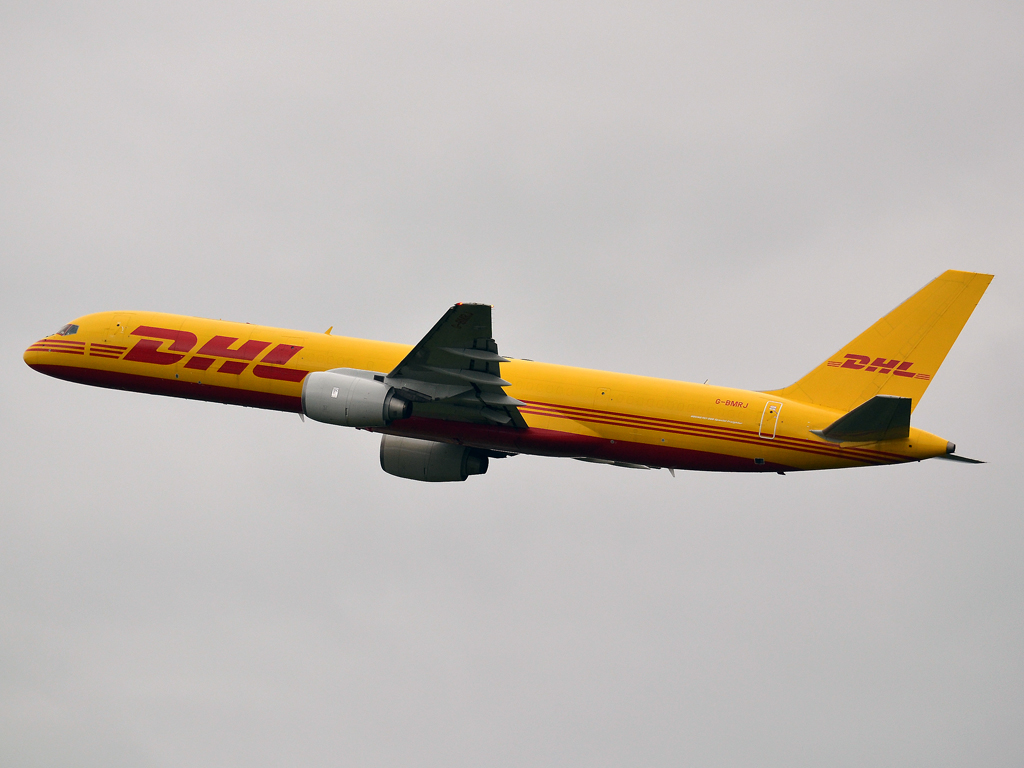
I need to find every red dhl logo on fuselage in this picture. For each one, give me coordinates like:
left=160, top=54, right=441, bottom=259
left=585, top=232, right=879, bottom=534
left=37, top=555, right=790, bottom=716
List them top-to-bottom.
left=119, top=325, right=309, bottom=382
left=826, top=354, right=931, bottom=380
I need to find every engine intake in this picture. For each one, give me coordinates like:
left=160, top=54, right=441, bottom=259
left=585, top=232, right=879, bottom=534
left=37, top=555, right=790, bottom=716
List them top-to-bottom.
left=302, top=370, right=412, bottom=427
left=379, top=435, right=489, bottom=482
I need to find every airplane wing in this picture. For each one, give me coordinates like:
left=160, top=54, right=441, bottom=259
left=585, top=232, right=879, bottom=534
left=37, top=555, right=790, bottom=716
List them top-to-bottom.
left=384, top=303, right=528, bottom=428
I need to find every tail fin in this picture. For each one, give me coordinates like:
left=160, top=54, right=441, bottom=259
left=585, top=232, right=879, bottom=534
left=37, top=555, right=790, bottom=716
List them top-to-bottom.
left=767, top=270, right=993, bottom=413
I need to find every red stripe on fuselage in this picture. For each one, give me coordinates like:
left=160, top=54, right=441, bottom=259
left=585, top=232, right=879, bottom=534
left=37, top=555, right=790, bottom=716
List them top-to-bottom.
left=34, top=338, right=85, bottom=346
left=30, top=346, right=85, bottom=355
left=520, top=399, right=906, bottom=463
left=518, top=405, right=881, bottom=465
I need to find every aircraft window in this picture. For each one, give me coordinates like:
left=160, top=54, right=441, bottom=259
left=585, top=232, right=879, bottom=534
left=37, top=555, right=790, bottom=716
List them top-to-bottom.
left=55, top=323, right=79, bottom=336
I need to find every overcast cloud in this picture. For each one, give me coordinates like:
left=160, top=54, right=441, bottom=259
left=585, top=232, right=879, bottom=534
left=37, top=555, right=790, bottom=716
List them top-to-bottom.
left=2, top=2, right=1023, bottom=766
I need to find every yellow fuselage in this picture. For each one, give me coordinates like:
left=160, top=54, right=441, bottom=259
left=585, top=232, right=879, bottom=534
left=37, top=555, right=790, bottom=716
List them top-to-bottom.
left=24, top=311, right=951, bottom=472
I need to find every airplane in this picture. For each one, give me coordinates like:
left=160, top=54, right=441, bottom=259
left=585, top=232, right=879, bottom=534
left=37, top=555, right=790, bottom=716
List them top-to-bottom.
left=24, top=269, right=991, bottom=482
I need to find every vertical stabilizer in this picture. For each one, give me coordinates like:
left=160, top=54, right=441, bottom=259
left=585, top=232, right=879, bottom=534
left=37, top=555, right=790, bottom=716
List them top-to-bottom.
left=767, top=270, right=992, bottom=412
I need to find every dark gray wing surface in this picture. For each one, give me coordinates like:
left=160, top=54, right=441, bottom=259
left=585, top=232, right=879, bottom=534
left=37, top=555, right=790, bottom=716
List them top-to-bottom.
left=385, top=303, right=527, bottom=428
left=811, top=394, right=911, bottom=443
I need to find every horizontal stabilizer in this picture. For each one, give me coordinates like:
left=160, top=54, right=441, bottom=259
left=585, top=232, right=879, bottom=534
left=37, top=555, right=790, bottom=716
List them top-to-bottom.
left=811, top=394, right=911, bottom=443
left=933, top=453, right=985, bottom=464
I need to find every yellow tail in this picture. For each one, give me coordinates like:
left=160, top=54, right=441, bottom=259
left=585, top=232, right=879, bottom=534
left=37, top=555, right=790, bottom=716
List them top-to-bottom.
left=768, top=270, right=993, bottom=413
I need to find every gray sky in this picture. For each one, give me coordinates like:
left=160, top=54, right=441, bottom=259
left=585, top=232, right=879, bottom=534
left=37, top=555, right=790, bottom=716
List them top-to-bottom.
left=2, top=2, right=1023, bottom=766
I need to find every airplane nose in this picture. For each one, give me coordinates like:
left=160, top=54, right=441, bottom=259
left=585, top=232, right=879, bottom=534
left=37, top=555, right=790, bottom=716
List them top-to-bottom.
left=24, top=335, right=86, bottom=367
left=24, top=340, right=41, bottom=368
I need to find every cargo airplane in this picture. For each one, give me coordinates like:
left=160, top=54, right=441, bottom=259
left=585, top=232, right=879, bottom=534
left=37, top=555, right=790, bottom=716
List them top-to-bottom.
left=24, top=270, right=990, bottom=481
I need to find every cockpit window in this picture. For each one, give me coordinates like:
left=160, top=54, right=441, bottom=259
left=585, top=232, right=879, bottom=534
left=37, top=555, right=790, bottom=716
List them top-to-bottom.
left=55, top=323, right=79, bottom=336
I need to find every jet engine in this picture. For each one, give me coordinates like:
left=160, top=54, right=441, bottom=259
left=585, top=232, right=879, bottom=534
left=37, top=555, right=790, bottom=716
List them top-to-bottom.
left=302, top=369, right=412, bottom=427
left=379, top=435, right=489, bottom=482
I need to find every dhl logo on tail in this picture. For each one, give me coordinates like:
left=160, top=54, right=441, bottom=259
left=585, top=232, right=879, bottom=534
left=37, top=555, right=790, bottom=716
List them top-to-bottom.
left=826, top=355, right=932, bottom=380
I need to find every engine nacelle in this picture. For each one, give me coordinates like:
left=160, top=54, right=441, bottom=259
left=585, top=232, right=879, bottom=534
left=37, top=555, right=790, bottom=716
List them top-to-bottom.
left=302, top=369, right=411, bottom=427
left=379, top=435, right=489, bottom=482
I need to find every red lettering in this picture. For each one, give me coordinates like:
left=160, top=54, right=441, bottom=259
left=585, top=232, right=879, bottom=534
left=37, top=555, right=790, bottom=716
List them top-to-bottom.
left=124, top=326, right=198, bottom=365
left=131, top=326, right=198, bottom=352
left=197, top=336, right=271, bottom=361
left=123, top=339, right=182, bottom=365
left=260, top=343, right=303, bottom=365
left=841, top=354, right=870, bottom=370
left=834, top=355, right=930, bottom=379
left=184, top=356, right=214, bottom=371
left=866, top=357, right=901, bottom=373
left=218, top=361, right=248, bottom=375
left=892, top=361, right=916, bottom=377
left=253, top=365, right=309, bottom=382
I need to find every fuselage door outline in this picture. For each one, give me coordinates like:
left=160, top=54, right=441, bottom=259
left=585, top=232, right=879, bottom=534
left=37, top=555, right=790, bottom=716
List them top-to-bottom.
left=759, top=401, right=783, bottom=439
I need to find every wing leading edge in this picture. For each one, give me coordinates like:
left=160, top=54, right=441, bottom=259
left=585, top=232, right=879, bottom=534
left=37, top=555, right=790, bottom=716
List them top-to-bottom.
left=385, top=303, right=527, bottom=428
